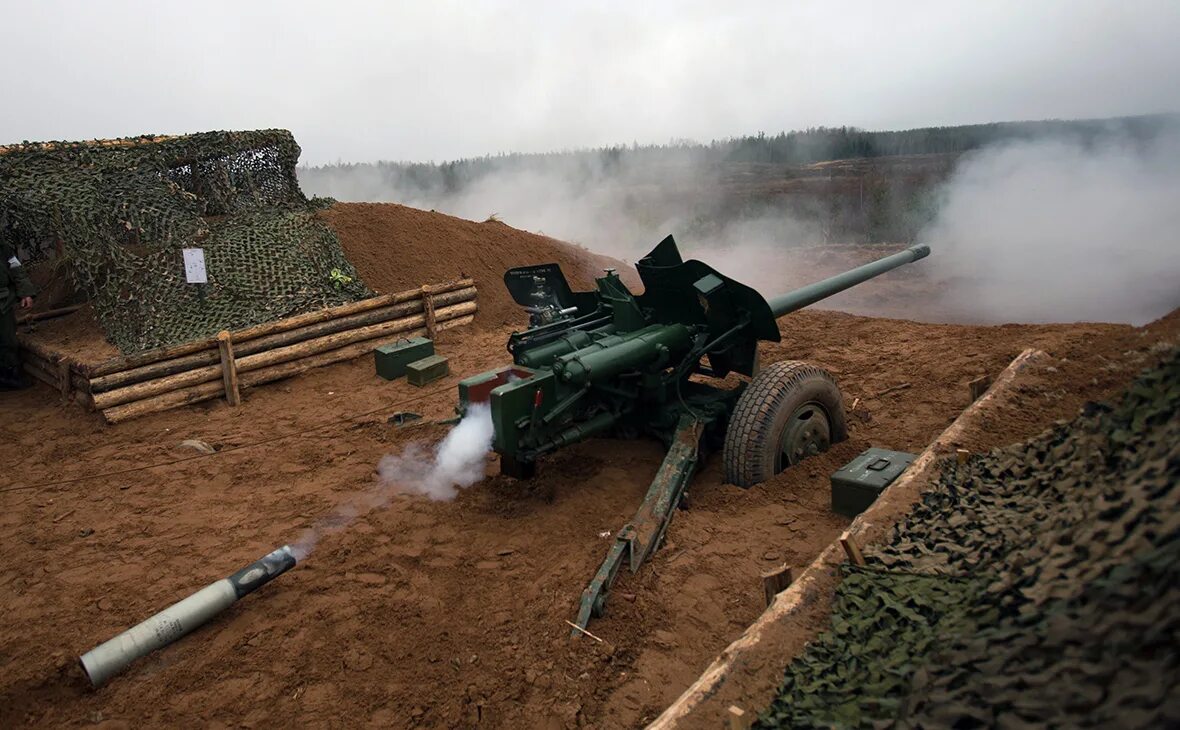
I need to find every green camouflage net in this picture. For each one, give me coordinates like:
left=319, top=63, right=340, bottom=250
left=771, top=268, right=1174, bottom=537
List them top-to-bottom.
left=0, top=130, right=369, bottom=353
left=758, top=349, right=1180, bottom=729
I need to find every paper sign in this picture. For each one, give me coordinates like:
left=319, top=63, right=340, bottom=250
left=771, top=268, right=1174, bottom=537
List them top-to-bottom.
left=182, top=248, right=207, bottom=284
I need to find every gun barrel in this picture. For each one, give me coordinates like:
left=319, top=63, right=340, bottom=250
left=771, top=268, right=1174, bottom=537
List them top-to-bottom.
left=768, top=244, right=930, bottom=318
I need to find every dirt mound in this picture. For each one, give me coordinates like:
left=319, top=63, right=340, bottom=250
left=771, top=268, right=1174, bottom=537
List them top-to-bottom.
left=320, top=203, right=635, bottom=327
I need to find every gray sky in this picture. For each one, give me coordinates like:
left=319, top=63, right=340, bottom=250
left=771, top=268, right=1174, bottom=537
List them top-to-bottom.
left=3, top=0, right=1178, bottom=165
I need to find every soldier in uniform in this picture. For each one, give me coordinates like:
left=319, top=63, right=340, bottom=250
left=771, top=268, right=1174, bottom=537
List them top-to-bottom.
left=1, top=233, right=37, bottom=390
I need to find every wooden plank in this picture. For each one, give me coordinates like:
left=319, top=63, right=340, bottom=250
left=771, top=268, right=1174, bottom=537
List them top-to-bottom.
left=422, top=285, right=438, bottom=339
left=15, top=304, right=84, bottom=325
left=216, top=331, right=241, bottom=406
left=57, top=359, right=72, bottom=402
left=969, top=375, right=992, bottom=402
left=839, top=531, right=866, bottom=567
left=761, top=564, right=794, bottom=608
left=727, top=705, right=751, bottom=730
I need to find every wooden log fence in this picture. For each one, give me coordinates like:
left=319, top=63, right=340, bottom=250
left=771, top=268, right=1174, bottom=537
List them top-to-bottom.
left=16, top=279, right=477, bottom=424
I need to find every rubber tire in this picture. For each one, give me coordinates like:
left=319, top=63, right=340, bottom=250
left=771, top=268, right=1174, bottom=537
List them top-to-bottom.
left=723, top=360, right=847, bottom=488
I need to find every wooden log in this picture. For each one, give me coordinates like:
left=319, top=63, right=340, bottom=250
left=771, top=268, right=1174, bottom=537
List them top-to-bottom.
left=225, top=277, right=473, bottom=343
left=86, top=278, right=474, bottom=377
left=87, top=285, right=476, bottom=392
left=235, top=286, right=473, bottom=357
left=233, top=300, right=473, bottom=374
left=91, top=301, right=476, bottom=409
left=15, top=304, right=84, bottom=325
left=242, top=312, right=469, bottom=388
left=101, top=314, right=474, bottom=424
left=217, top=331, right=241, bottom=406
left=16, top=335, right=65, bottom=364
left=20, top=347, right=53, bottom=369
left=21, top=349, right=88, bottom=404
left=88, top=349, right=220, bottom=393
left=20, top=350, right=57, bottom=378
left=22, top=359, right=60, bottom=389
left=57, top=359, right=72, bottom=402
left=102, top=380, right=225, bottom=423
left=75, top=387, right=95, bottom=411
left=761, top=564, right=794, bottom=608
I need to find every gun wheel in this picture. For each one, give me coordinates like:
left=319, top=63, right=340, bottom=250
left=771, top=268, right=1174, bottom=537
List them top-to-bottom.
left=723, top=360, right=847, bottom=488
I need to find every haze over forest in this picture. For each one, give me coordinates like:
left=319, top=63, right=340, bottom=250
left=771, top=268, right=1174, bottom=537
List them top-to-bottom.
left=301, top=113, right=1180, bottom=326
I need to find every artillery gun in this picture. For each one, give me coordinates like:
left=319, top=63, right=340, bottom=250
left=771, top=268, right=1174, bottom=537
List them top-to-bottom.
left=456, top=236, right=930, bottom=634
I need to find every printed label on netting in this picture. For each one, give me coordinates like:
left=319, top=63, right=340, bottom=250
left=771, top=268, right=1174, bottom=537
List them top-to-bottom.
left=182, top=248, right=207, bottom=284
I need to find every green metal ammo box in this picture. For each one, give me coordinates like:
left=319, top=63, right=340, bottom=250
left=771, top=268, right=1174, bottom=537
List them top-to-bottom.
left=375, top=337, right=434, bottom=380
left=406, top=354, right=450, bottom=386
left=831, top=447, right=916, bottom=518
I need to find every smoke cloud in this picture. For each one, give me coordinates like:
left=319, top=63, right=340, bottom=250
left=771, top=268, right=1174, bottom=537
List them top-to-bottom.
left=302, top=123, right=1180, bottom=327
left=920, top=129, right=1180, bottom=326
left=301, top=151, right=828, bottom=268
left=376, top=403, right=495, bottom=501
left=289, top=404, right=494, bottom=561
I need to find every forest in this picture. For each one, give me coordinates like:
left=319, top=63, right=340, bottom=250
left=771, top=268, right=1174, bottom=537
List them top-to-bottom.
left=301, top=114, right=1175, bottom=195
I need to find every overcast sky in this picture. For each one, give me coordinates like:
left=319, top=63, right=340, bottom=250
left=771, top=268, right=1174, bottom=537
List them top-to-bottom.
left=2, top=0, right=1177, bottom=165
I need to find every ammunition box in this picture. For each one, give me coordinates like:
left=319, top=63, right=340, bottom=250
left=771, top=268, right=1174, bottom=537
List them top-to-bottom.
left=375, top=337, right=434, bottom=380
left=406, top=354, right=450, bottom=386
left=831, top=447, right=916, bottom=517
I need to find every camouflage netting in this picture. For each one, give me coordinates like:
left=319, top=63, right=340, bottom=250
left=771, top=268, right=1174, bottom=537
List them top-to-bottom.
left=0, top=130, right=369, bottom=353
left=758, top=348, right=1180, bottom=729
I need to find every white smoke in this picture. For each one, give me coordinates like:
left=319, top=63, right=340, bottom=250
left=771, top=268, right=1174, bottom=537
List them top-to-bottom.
left=301, top=123, right=1180, bottom=327
left=921, top=129, right=1180, bottom=325
left=300, top=150, right=827, bottom=266
left=377, top=402, right=495, bottom=501
left=289, top=404, right=494, bottom=561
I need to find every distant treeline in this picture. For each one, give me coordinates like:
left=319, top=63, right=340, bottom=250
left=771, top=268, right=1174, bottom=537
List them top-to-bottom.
left=299, top=113, right=1177, bottom=245
left=301, top=113, right=1177, bottom=193
left=713, top=113, right=1175, bottom=164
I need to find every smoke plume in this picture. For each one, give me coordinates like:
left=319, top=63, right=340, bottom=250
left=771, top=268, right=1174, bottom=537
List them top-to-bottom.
left=301, top=122, right=1180, bottom=327
left=920, top=129, right=1180, bottom=325
left=300, top=150, right=828, bottom=268
left=376, top=403, right=495, bottom=501
left=289, top=404, right=494, bottom=561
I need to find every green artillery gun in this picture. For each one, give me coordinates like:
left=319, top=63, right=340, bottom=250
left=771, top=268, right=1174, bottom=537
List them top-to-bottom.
left=456, top=236, right=930, bottom=635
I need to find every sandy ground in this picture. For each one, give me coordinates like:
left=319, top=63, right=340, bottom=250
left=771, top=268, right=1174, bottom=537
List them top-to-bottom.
left=2, top=203, right=1178, bottom=728
left=3, top=307, right=1176, bottom=728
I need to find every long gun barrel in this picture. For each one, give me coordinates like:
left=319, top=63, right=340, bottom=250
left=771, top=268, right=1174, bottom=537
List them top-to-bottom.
left=768, top=244, right=930, bottom=318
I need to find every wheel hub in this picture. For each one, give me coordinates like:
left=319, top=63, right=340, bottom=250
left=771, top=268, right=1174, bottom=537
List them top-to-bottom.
left=778, top=402, right=832, bottom=471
